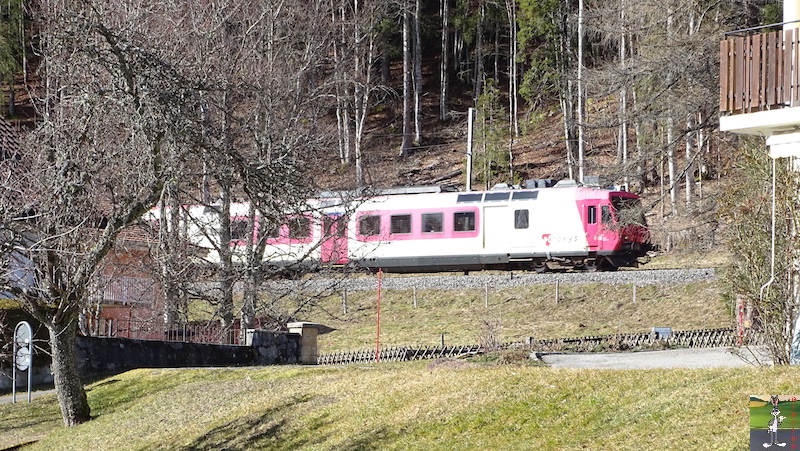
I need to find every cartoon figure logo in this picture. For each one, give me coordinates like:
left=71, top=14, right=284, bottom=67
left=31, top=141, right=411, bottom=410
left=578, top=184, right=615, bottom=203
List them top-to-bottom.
left=764, top=395, right=787, bottom=448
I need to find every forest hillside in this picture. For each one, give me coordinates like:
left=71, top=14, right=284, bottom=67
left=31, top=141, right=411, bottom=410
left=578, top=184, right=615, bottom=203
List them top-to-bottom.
left=0, top=0, right=780, bottom=253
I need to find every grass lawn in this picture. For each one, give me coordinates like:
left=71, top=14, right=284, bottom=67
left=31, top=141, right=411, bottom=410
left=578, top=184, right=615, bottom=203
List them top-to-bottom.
left=2, top=362, right=798, bottom=450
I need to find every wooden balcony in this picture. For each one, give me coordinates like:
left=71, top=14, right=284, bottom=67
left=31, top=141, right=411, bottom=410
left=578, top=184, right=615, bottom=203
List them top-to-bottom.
left=720, top=28, right=800, bottom=114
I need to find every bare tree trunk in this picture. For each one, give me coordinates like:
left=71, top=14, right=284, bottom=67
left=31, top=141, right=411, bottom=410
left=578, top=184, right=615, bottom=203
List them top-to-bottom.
left=413, top=0, right=422, bottom=145
left=439, top=0, right=449, bottom=121
left=505, top=0, right=518, bottom=138
left=576, top=0, right=585, bottom=183
left=617, top=0, right=627, bottom=174
left=401, top=1, right=412, bottom=157
left=473, top=1, right=485, bottom=102
left=333, top=3, right=351, bottom=166
left=353, top=4, right=376, bottom=187
left=493, top=23, right=500, bottom=81
left=633, top=89, right=646, bottom=191
left=697, top=111, right=705, bottom=199
left=685, top=113, right=695, bottom=208
left=666, top=115, right=678, bottom=215
left=217, top=185, right=235, bottom=329
left=159, top=189, right=186, bottom=325
left=240, top=199, right=262, bottom=335
left=49, top=317, right=90, bottom=426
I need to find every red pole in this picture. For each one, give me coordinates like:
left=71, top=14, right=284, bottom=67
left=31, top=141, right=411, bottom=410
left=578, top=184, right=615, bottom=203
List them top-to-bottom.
left=376, top=268, right=382, bottom=362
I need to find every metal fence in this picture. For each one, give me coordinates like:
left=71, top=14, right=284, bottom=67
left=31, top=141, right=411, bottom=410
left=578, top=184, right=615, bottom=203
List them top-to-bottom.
left=96, top=318, right=241, bottom=345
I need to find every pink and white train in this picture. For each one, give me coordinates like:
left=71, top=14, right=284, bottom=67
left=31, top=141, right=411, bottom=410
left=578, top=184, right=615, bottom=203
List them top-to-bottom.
left=153, top=182, right=656, bottom=273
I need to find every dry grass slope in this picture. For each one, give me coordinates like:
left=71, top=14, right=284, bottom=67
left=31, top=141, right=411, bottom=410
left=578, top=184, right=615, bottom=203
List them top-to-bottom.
left=298, top=279, right=730, bottom=352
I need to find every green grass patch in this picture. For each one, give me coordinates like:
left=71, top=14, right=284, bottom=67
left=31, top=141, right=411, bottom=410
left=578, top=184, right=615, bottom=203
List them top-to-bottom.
left=2, top=364, right=798, bottom=450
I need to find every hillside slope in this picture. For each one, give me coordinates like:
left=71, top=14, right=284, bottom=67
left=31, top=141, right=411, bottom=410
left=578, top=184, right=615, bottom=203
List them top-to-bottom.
left=1, top=364, right=794, bottom=450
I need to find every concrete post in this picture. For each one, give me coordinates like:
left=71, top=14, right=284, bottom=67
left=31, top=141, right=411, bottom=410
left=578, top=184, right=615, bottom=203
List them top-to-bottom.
left=287, top=322, right=320, bottom=365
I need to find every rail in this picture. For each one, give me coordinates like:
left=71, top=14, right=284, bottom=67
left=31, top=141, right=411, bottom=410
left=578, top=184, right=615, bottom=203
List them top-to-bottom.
left=720, top=28, right=800, bottom=114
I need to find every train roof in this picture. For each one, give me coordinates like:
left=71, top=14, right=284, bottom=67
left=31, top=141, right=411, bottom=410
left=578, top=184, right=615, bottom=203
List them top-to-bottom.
left=316, top=180, right=634, bottom=201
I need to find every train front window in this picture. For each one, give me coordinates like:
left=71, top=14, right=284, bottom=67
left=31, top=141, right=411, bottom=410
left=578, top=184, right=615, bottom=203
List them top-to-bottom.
left=611, top=196, right=646, bottom=226
left=601, top=205, right=613, bottom=224
left=454, top=211, right=475, bottom=232
left=422, top=213, right=443, bottom=233
left=390, top=214, right=412, bottom=234
left=359, top=215, right=381, bottom=236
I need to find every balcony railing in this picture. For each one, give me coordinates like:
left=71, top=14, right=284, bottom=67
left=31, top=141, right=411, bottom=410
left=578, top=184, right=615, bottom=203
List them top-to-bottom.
left=720, top=27, right=800, bottom=114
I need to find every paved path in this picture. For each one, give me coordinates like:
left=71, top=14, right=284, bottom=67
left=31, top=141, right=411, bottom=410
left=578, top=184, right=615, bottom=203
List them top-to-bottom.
left=539, top=346, right=772, bottom=369
left=0, top=388, right=55, bottom=405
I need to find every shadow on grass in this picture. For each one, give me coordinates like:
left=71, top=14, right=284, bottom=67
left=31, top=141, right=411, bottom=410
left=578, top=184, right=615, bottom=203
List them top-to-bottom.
left=173, top=393, right=397, bottom=451
left=173, top=394, right=320, bottom=450
left=0, top=396, right=61, bottom=449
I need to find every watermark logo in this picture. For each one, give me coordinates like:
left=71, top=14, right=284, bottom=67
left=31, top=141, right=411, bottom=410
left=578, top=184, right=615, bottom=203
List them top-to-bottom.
left=751, top=395, right=800, bottom=449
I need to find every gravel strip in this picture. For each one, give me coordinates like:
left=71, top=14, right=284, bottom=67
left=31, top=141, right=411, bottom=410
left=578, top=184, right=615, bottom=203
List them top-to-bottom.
left=269, top=268, right=717, bottom=293
left=539, top=345, right=770, bottom=369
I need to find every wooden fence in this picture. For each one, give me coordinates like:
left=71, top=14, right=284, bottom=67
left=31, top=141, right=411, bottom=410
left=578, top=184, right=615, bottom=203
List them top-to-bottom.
left=720, top=28, right=800, bottom=114
left=530, top=327, right=761, bottom=353
left=317, top=328, right=761, bottom=365
left=318, top=344, right=481, bottom=365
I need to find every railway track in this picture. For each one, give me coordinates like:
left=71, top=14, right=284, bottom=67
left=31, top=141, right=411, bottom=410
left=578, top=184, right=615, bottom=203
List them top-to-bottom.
left=267, top=267, right=718, bottom=293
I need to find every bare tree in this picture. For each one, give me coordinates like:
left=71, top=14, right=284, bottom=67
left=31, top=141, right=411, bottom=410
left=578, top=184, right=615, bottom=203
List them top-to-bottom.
left=0, top=0, right=203, bottom=425
left=0, top=0, right=345, bottom=427
left=331, top=0, right=388, bottom=187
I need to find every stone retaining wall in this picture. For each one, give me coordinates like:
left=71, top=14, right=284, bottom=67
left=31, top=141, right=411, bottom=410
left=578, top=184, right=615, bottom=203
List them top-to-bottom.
left=0, top=327, right=316, bottom=390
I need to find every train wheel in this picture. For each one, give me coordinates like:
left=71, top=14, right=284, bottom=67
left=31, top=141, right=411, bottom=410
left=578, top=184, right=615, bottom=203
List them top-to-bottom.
left=579, top=259, right=600, bottom=272
left=533, top=261, right=548, bottom=273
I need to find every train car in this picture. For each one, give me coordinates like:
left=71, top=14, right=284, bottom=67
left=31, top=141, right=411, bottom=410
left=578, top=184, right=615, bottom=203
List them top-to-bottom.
left=148, top=182, right=655, bottom=273
left=343, top=183, right=654, bottom=272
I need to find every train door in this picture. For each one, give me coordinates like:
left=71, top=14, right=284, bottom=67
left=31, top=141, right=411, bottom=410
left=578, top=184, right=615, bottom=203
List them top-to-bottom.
left=584, top=203, right=601, bottom=251
left=584, top=203, right=616, bottom=251
left=482, top=206, right=509, bottom=249
left=321, top=214, right=348, bottom=264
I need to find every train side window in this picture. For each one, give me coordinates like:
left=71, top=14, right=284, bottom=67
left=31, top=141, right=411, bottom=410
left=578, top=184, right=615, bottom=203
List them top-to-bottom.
left=512, top=191, right=538, bottom=200
left=484, top=192, right=510, bottom=202
left=457, top=193, right=483, bottom=203
left=601, top=205, right=613, bottom=224
left=587, top=206, right=597, bottom=224
left=514, top=210, right=529, bottom=229
left=454, top=211, right=476, bottom=232
left=422, top=213, right=443, bottom=233
left=390, top=214, right=412, bottom=234
left=359, top=215, right=381, bottom=236
left=288, top=216, right=311, bottom=239
left=230, top=219, right=249, bottom=242
left=265, top=222, right=281, bottom=239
